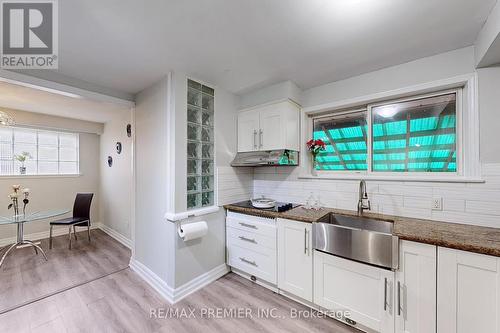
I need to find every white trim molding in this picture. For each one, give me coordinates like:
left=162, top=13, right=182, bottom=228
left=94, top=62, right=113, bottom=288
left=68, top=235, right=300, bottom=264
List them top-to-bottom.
left=303, top=73, right=481, bottom=182
left=164, top=206, right=220, bottom=222
left=0, top=222, right=133, bottom=249
left=0, top=223, right=100, bottom=247
left=98, top=223, right=133, bottom=249
left=129, top=259, right=229, bottom=304
left=129, top=259, right=175, bottom=303
left=172, top=264, right=229, bottom=303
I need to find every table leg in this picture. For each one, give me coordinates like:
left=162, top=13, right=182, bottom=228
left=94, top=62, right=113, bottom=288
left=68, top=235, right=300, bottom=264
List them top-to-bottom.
left=23, top=240, right=47, bottom=261
left=0, top=243, right=17, bottom=267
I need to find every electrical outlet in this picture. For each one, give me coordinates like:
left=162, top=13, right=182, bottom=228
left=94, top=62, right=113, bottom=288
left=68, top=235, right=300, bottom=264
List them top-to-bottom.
left=432, top=197, right=442, bottom=211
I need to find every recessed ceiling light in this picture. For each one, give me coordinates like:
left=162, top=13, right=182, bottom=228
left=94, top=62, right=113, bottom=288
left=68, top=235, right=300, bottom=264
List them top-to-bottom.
left=376, top=105, right=398, bottom=118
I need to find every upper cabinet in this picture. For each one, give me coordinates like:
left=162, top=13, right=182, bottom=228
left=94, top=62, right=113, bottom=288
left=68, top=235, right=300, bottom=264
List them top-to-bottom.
left=237, top=100, right=300, bottom=153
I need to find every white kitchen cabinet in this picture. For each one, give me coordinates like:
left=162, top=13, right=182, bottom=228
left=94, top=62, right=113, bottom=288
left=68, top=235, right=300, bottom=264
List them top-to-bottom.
left=237, top=100, right=300, bottom=153
left=237, top=110, right=260, bottom=152
left=226, top=211, right=277, bottom=284
left=277, top=218, right=312, bottom=302
left=396, top=241, right=436, bottom=333
left=437, top=247, right=500, bottom=333
left=314, top=250, right=395, bottom=333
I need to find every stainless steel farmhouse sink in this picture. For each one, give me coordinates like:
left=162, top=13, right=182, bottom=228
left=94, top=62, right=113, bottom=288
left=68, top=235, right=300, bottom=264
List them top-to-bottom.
left=313, top=213, right=399, bottom=270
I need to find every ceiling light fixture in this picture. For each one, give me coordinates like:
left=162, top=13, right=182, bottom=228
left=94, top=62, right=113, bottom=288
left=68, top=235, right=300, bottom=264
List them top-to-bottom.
left=376, top=105, right=398, bottom=118
left=0, top=110, right=15, bottom=126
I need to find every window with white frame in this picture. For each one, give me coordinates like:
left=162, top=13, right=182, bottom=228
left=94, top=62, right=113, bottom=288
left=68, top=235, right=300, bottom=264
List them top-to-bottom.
left=312, top=90, right=459, bottom=174
left=0, top=127, right=79, bottom=175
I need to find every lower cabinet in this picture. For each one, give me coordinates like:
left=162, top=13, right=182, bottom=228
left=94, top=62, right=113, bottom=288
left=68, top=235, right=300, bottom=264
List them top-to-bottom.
left=277, top=218, right=313, bottom=302
left=396, top=241, right=437, bottom=333
left=437, top=247, right=500, bottom=333
left=314, top=250, right=395, bottom=333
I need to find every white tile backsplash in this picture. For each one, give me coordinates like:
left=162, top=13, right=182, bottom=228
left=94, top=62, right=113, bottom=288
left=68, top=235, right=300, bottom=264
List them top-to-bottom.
left=250, top=163, right=500, bottom=228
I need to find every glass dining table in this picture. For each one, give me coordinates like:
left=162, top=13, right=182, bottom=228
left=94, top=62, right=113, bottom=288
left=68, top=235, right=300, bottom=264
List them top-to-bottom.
left=0, top=210, right=69, bottom=268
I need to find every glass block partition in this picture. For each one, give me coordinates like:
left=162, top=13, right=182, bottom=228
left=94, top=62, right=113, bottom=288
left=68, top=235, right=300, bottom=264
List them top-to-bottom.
left=187, top=79, right=215, bottom=210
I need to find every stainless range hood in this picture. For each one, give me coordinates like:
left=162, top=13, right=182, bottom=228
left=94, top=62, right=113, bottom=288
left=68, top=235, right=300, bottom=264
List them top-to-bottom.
left=230, top=150, right=299, bottom=167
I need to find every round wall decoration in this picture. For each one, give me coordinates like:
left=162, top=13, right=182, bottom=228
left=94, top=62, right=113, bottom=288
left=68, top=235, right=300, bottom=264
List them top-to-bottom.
left=116, top=142, right=122, bottom=154
left=107, top=156, right=113, bottom=167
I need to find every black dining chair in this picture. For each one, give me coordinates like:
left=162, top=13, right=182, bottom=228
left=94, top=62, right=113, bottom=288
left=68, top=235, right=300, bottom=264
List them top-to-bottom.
left=49, top=193, right=94, bottom=250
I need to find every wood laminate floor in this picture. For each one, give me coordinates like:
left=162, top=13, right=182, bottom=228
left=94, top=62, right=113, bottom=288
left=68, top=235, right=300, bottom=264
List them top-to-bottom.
left=0, top=229, right=131, bottom=313
left=0, top=268, right=359, bottom=333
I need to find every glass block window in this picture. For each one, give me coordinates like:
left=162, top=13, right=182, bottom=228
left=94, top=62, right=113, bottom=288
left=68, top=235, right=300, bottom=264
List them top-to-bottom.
left=187, top=79, right=214, bottom=209
left=311, top=91, right=458, bottom=174
left=0, top=127, right=79, bottom=175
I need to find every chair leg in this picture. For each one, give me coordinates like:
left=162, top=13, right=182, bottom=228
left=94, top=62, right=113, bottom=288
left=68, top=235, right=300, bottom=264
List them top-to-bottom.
left=87, top=224, right=91, bottom=242
left=49, top=225, right=53, bottom=249
left=73, top=225, right=77, bottom=240
left=68, top=226, right=72, bottom=250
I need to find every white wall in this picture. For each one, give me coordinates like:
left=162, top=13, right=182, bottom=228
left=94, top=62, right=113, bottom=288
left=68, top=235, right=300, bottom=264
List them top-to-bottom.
left=475, top=0, right=500, bottom=67
left=247, top=46, right=500, bottom=228
left=302, top=47, right=475, bottom=107
left=477, top=66, right=500, bottom=163
left=171, top=73, right=250, bottom=287
left=134, top=76, right=176, bottom=286
left=239, top=80, right=302, bottom=109
left=0, top=110, right=101, bottom=241
left=99, top=110, right=133, bottom=240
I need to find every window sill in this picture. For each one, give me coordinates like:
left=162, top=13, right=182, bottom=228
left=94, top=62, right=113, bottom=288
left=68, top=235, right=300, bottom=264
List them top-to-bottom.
left=298, top=173, right=485, bottom=183
left=0, top=174, right=82, bottom=179
left=164, top=206, right=220, bottom=222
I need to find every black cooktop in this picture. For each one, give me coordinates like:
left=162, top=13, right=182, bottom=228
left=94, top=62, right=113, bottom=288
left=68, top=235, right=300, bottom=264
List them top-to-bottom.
left=230, top=200, right=300, bottom=212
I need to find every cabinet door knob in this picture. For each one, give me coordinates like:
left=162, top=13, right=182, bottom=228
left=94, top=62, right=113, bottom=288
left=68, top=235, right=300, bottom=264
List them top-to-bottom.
left=259, top=129, right=263, bottom=148
left=253, top=130, right=257, bottom=149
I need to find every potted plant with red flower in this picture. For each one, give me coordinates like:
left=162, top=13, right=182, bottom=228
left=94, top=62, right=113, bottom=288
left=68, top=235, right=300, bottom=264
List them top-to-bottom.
left=306, top=139, right=326, bottom=176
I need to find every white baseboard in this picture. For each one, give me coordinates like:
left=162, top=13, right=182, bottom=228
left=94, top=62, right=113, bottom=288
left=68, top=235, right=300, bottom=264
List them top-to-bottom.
left=0, top=222, right=132, bottom=249
left=97, top=223, right=133, bottom=249
left=0, top=224, right=100, bottom=247
left=129, top=258, right=229, bottom=304
left=129, top=258, right=175, bottom=303
left=173, top=263, right=229, bottom=303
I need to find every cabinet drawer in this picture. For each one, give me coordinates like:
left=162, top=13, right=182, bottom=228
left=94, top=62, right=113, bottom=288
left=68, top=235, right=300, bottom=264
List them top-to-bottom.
left=226, top=211, right=276, bottom=237
left=227, top=227, right=276, bottom=254
left=228, top=244, right=276, bottom=284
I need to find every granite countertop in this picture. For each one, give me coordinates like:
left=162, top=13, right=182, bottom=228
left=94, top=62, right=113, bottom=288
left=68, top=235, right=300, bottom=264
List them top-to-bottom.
left=224, top=203, right=500, bottom=257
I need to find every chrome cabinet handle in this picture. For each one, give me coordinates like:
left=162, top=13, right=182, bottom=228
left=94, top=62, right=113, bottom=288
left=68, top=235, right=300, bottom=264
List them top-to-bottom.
left=259, top=129, right=263, bottom=148
left=253, top=130, right=257, bottom=149
left=239, top=222, right=257, bottom=229
left=304, top=228, right=307, bottom=254
left=239, top=236, right=256, bottom=243
left=239, top=257, right=257, bottom=266
left=384, top=278, right=388, bottom=311
left=397, top=281, right=402, bottom=316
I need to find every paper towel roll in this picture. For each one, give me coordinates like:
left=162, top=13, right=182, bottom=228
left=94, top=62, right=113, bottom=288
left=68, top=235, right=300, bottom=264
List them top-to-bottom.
left=178, top=221, right=208, bottom=241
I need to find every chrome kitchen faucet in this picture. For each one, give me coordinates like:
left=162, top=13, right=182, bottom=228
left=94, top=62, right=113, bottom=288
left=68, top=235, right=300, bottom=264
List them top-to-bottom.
left=357, top=180, right=371, bottom=215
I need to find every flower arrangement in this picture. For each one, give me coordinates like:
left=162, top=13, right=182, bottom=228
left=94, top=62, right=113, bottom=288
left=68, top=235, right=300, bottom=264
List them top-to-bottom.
left=306, top=139, right=326, bottom=175
left=15, top=152, right=32, bottom=175
left=8, top=185, right=30, bottom=216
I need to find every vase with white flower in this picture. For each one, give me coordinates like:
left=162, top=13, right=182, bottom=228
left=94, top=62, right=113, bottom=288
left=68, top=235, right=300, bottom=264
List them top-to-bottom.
left=306, top=139, right=326, bottom=176
left=15, top=152, right=32, bottom=175
left=8, top=185, right=30, bottom=217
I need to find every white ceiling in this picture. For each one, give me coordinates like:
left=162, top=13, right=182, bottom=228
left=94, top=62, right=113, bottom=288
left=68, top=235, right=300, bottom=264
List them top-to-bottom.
left=19, top=0, right=498, bottom=96
left=0, top=81, right=128, bottom=123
